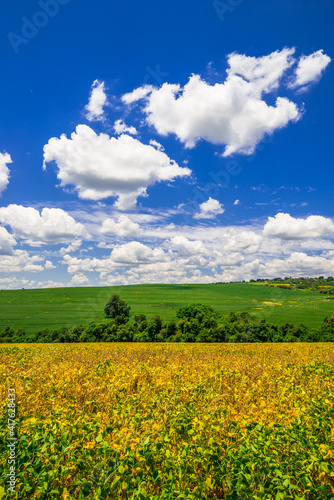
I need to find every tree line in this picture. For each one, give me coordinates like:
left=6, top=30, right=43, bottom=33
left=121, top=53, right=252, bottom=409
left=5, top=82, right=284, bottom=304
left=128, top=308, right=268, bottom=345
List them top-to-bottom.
left=1, top=294, right=334, bottom=343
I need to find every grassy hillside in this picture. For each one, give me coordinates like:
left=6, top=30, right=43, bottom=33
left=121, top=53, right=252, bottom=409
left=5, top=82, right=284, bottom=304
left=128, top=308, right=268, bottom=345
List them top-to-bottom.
left=0, top=283, right=333, bottom=334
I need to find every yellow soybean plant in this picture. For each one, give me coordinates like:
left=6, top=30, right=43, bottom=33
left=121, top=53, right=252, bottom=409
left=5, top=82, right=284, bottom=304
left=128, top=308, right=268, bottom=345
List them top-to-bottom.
left=0, top=343, right=333, bottom=499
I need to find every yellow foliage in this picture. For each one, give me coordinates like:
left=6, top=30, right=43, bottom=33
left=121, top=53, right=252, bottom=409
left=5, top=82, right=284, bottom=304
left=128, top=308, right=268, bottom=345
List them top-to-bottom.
left=1, top=342, right=333, bottom=498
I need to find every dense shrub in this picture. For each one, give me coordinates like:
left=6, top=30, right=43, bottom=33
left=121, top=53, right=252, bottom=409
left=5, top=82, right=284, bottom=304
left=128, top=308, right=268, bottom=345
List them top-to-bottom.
left=319, top=314, right=334, bottom=341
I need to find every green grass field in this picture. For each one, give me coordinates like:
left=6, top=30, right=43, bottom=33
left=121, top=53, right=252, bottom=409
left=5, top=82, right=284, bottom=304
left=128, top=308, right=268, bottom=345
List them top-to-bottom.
left=0, top=283, right=333, bottom=334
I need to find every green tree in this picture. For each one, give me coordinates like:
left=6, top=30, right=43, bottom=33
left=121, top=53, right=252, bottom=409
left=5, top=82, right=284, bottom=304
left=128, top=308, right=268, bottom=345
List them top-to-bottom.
left=104, top=294, right=131, bottom=324
left=147, top=315, right=163, bottom=341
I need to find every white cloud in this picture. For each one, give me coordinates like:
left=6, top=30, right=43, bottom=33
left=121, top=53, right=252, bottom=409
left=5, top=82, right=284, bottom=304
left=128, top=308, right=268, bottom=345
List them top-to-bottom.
left=123, top=48, right=301, bottom=156
left=227, top=49, right=295, bottom=92
left=290, top=50, right=331, bottom=89
left=85, top=80, right=107, bottom=121
left=122, top=85, right=153, bottom=104
left=114, top=119, right=138, bottom=135
left=43, top=125, right=191, bottom=210
left=149, top=139, right=165, bottom=151
left=0, top=152, right=12, bottom=196
left=194, top=198, right=225, bottom=219
left=234, top=199, right=240, bottom=205
left=0, top=204, right=327, bottom=286
left=0, top=205, right=85, bottom=246
left=58, top=213, right=334, bottom=285
left=263, top=213, right=334, bottom=240
left=100, top=215, right=140, bottom=237
left=0, top=226, right=16, bottom=255
left=223, top=230, right=262, bottom=254
left=169, top=235, right=208, bottom=256
left=59, top=239, right=82, bottom=256
left=298, top=239, right=334, bottom=251
left=63, top=240, right=168, bottom=274
left=110, top=241, right=166, bottom=264
left=0, top=250, right=45, bottom=273
left=212, top=250, right=334, bottom=283
left=257, top=252, right=334, bottom=278
left=45, top=260, right=56, bottom=270
left=122, top=260, right=203, bottom=284
left=71, top=273, right=89, bottom=285
left=0, top=277, right=66, bottom=290
left=0, top=277, right=38, bottom=290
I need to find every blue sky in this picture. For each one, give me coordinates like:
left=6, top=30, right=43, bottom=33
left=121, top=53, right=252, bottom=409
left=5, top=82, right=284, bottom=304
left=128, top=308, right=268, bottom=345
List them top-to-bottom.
left=0, top=0, right=333, bottom=288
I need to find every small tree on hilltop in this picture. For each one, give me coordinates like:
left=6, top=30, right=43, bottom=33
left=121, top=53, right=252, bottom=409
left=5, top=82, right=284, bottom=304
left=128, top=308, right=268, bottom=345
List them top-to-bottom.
left=104, top=294, right=131, bottom=324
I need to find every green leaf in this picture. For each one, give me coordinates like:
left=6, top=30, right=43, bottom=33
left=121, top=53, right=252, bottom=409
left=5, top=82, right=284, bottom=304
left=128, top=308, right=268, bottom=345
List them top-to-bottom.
left=96, top=433, right=103, bottom=443
left=320, top=462, right=329, bottom=473
left=153, top=469, right=160, bottom=480
left=111, top=476, right=121, bottom=490
left=0, top=486, right=5, bottom=499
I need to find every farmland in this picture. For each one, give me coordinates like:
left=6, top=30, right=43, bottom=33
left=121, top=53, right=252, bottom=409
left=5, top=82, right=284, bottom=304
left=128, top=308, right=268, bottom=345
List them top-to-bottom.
left=0, top=282, right=334, bottom=334
left=0, top=343, right=333, bottom=499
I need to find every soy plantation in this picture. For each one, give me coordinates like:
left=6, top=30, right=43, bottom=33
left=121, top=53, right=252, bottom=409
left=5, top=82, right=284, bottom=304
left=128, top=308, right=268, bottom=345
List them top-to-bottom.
left=0, top=343, right=333, bottom=499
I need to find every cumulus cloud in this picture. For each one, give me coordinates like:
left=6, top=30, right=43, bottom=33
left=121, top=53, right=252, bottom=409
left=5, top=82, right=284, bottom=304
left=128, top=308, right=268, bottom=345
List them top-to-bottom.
left=123, top=48, right=302, bottom=156
left=227, top=49, right=295, bottom=91
left=290, top=50, right=331, bottom=89
left=85, top=80, right=108, bottom=121
left=122, top=85, right=153, bottom=104
left=114, top=119, right=138, bottom=135
left=43, top=125, right=191, bottom=210
left=0, top=152, right=12, bottom=196
left=194, top=198, right=225, bottom=219
left=234, top=199, right=240, bottom=205
left=0, top=205, right=85, bottom=246
left=263, top=213, right=334, bottom=240
left=57, top=214, right=334, bottom=285
left=100, top=215, right=140, bottom=237
left=0, top=226, right=16, bottom=255
left=223, top=230, right=262, bottom=254
left=169, top=235, right=208, bottom=256
left=59, top=239, right=82, bottom=256
left=63, top=241, right=168, bottom=274
left=110, top=241, right=166, bottom=264
left=0, top=250, right=45, bottom=273
left=255, top=252, right=334, bottom=279
left=45, top=260, right=56, bottom=270
left=71, top=273, right=89, bottom=285
left=0, top=277, right=47, bottom=290
left=0, top=277, right=67, bottom=290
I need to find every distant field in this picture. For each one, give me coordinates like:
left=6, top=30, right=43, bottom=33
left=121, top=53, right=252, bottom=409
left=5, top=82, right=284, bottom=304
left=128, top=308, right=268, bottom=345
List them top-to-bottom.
left=0, top=283, right=333, bottom=334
